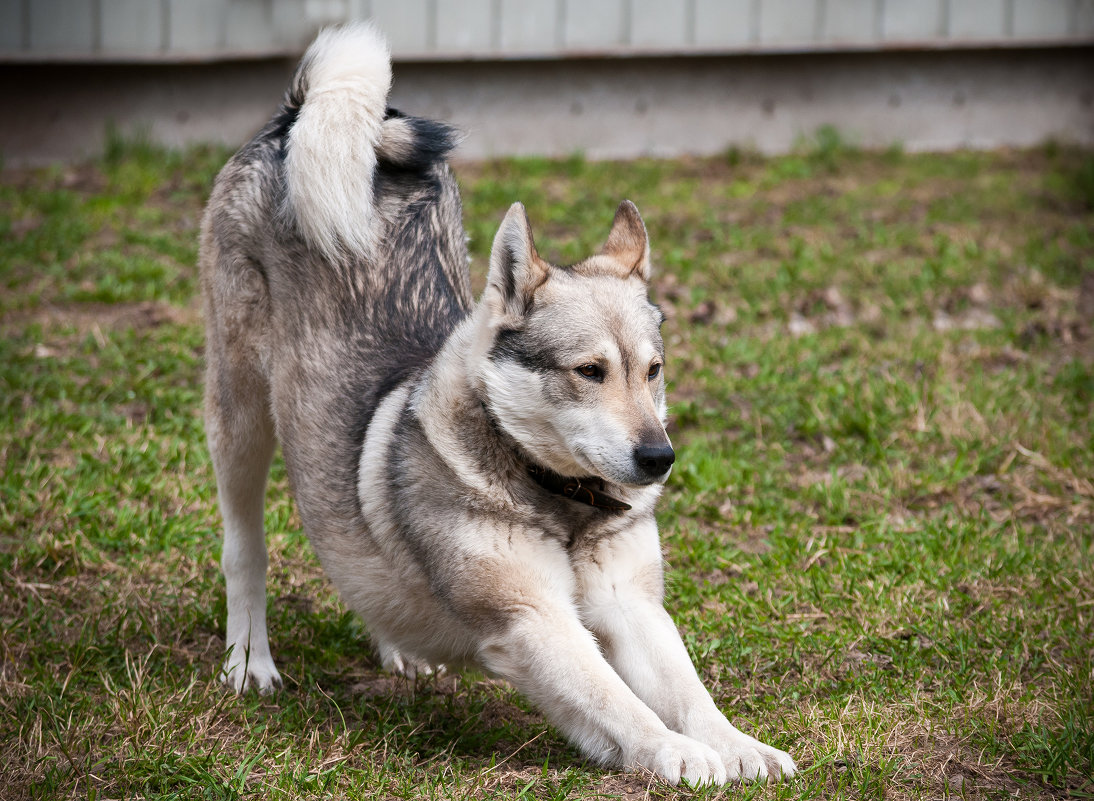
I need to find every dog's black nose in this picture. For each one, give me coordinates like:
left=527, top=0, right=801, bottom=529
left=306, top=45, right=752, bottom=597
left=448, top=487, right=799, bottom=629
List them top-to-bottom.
left=634, top=443, right=675, bottom=476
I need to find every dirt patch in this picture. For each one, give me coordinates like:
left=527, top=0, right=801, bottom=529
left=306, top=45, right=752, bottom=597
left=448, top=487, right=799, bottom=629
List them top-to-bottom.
left=4, top=298, right=200, bottom=334
left=2, top=300, right=203, bottom=363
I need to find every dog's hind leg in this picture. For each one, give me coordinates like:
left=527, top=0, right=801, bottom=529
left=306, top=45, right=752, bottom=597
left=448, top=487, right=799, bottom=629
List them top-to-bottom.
left=205, top=347, right=280, bottom=694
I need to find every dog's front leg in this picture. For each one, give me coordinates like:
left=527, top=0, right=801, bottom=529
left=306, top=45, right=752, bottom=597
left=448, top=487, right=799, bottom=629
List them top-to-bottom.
left=575, top=519, right=797, bottom=781
left=462, top=553, right=728, bottom=785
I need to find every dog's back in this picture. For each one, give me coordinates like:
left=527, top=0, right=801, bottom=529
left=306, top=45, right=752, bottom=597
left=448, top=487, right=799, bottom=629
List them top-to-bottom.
left=200, top=24, right=471, bottom=533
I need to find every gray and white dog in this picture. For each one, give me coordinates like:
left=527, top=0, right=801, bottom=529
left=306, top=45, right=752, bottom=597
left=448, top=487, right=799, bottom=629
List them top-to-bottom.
left=200, top=24, right=796, bottom=785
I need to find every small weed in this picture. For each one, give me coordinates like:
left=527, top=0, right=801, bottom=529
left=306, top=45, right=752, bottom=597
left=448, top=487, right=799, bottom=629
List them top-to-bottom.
left=103, top=121, right=159, bottom=167
left=809, top=124, right=854, bottom=172
left=882, top=141, right=905, bottom=165
left=1069, top=154, right=1094, bottom=210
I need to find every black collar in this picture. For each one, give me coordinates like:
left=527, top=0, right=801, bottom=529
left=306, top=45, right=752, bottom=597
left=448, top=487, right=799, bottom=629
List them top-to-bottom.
left=526, top=463, right=632, bottom=513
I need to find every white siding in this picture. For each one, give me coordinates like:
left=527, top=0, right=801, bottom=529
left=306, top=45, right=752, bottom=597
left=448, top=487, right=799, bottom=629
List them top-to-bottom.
left=0, top=0, right=25, bottom=50
left=2, top=0, right=1091, bottom=61
left=28, top=0, right=96, bottom=52
left=101, top=0, right=164, bottom=54
left=371, top=0, right=431, bottom=53
left=436, top=0, right=495, bottom=52
left=498, top=0, right=558, bottom=53
left=564, top=0, right=626, bottom=50
left=631, top=0, right=689, bottom=49
left=694, top=0, right=756, bottom=48
left=823, top=0, right=879, bottom=45
left=881, top=0, right=947, bottom=41
left=950, top=0, right=1008, bottom=41
left=1012, top=0, right=1073, bottom=38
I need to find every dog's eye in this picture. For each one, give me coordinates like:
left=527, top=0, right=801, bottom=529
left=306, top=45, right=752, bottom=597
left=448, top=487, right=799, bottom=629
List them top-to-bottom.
left=647, top=363, right=662, bottom=380
left=576, top=364, right=603, bottom=381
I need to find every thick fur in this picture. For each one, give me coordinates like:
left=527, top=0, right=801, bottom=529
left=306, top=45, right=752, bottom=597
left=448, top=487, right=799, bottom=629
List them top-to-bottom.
left=200, top=23, right=796, bottom=786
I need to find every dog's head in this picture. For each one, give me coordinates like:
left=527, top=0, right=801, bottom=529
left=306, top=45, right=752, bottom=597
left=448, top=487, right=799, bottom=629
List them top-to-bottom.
left=473, top=201, right=673, bottom=488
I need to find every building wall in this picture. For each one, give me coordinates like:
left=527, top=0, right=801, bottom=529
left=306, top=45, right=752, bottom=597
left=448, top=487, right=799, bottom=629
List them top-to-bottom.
left=1, top=0, right=1091, bottom=164
left=3, top=0, right=1093, bottom=61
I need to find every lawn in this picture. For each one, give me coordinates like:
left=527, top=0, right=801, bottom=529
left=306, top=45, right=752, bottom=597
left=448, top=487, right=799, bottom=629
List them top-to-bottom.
left=1, top=134, right=1092, bottom=800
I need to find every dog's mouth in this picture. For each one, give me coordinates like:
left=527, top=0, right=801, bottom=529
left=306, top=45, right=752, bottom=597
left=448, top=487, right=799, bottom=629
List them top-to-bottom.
left=572, top=446, right=670, bottom=490
left=617, top=471, right=672, bottom=489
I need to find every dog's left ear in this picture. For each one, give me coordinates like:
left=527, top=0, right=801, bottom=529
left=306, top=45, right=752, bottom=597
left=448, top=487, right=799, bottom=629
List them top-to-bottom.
left=602, top=200, right=650, bottom=282
left=486, top=202, right=550, bottom=323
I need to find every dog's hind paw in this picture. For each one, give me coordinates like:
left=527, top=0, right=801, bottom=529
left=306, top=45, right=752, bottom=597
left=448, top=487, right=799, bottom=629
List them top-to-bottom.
left=378, top=642, right=443, bottom=680
left=221, top=649, right=282, bottom=695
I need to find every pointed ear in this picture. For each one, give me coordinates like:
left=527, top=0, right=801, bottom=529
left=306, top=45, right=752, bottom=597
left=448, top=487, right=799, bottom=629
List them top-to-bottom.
left=602, top=200, right=650, bottom=282
left=486, top=202, right=550, bottom=323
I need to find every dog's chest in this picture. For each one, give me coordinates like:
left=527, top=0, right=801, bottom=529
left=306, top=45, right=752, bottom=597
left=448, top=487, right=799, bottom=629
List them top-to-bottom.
left=534, top=501, right=635, bottom=557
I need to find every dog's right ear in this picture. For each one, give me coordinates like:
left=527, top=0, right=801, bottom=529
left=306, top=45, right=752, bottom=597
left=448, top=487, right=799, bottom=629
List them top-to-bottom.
left=485, top=202, right=549, bottom=324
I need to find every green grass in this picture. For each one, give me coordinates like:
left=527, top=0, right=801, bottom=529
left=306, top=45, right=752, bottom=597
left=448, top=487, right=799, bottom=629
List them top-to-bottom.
left=1, top=136, right=1092, bottom=800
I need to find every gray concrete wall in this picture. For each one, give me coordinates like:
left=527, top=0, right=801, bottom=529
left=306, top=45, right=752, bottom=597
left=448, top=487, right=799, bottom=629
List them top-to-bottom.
left=2, top=46, right=1091, bottom=166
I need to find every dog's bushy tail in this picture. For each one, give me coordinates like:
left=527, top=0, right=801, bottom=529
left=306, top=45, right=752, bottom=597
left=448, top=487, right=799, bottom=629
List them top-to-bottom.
left=284, top=23, right=391, bottom=263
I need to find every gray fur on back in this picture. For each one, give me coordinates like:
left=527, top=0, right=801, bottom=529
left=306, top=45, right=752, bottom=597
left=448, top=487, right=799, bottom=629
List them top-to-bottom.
left=201, top=86, right=470, bottom=539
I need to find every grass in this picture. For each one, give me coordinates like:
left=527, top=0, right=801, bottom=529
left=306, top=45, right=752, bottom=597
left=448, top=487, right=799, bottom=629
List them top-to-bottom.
left=1, top=134, right=1092, bottom=800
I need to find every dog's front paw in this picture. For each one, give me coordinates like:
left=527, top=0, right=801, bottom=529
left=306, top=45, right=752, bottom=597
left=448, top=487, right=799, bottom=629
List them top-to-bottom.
left=221, top=649, right=282, bottom=695
left=710, top=731, right=796, bottom=781
left=632, top=732, right=728, bottom=786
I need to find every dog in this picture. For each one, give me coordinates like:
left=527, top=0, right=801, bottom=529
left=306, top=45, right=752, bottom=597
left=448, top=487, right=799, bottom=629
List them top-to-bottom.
left=199, top=23, right=796, bottom=785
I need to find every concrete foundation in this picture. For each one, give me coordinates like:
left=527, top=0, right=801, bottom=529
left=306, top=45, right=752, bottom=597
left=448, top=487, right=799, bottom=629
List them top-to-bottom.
left=1, top=46, right=1091, bottom=166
